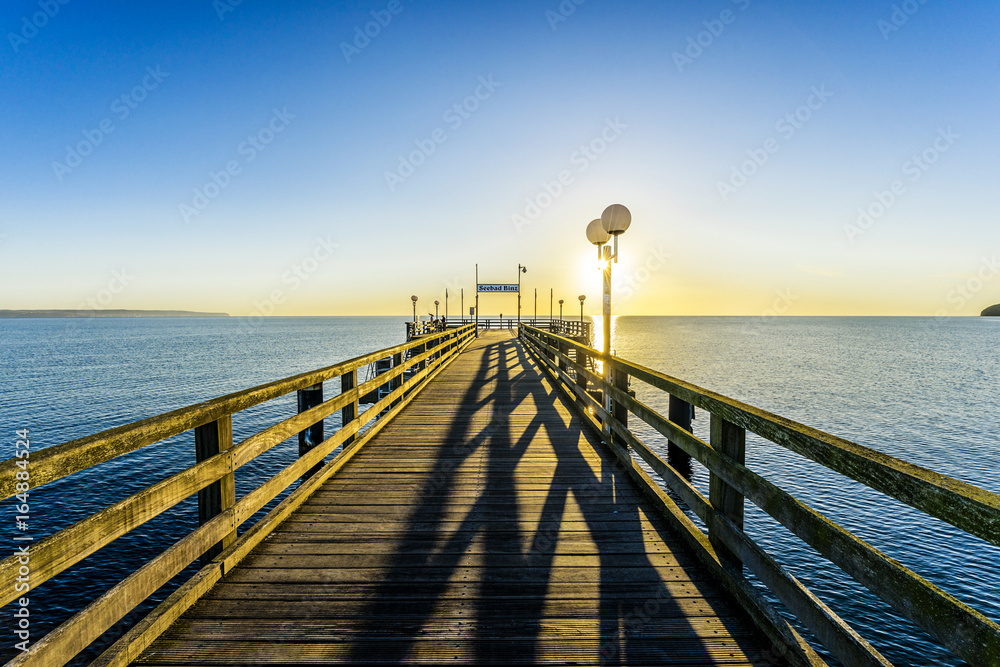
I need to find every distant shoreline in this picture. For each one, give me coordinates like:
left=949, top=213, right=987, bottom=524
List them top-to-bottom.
left=0, top=309, right=229, bottom=318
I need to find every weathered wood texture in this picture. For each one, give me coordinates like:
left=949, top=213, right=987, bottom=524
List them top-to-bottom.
left=132, top=331, right=784, bottom=666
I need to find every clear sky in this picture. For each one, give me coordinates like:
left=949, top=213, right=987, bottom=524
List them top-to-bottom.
left=1, top=0, right=997, bottom=317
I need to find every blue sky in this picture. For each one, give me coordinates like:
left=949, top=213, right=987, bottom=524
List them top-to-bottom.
left=1, top=0, right=997, bottom=316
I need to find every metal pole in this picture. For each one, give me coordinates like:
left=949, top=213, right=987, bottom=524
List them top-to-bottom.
left=602, top=244, right=612, bottom=431
left=602, top=245, right=612, bottom=361
left=475, top=264, right=479, bottom=336
left=517, top=266, right=521, bottom=326
left=461, top=288, right=464, bottom=323
left=534, top=288, right=537, bottom=321
left=550, top=288, right=553, bottom=321
left=445, top=289, right=448, bottom=323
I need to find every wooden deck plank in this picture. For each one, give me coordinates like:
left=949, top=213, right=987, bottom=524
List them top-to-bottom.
left=133, top=331, right=783, bottom=666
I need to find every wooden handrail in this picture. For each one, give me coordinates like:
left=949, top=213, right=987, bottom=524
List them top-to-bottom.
left=519, top=323, right=1000, bottom=667
left=1, top=324, right=476, bottom=667
left=0, top=325, right=468, bottom=500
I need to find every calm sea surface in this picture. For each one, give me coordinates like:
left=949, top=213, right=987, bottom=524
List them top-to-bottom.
left=1, top=316, right=997, bottom=665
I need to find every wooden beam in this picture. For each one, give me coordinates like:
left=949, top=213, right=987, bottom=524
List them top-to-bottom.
left=341, top=370, right=357, bottom=447
left=297, top=383, right=324, bottom=480
left=668, top=394, right=693, bottom=473
left=709, top=414, right=745, bottom=571
left=195, top=416, right=235, bottom=564
left=0, top=452, right=229, bottom=608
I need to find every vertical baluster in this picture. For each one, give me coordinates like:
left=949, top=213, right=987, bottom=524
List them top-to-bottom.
left=576, top=345, right=590, bottom=413
left=391, top=351, right=403, bottom=407
left=610, top=364, right=629, bottom=448
left=341, top=370, right=357, bottom=446
left=297, top=383, right=324, bottom=480
left=668, top=395, right=694, bottom=474
left=709, top=414, right=746, bottom=571
left=195, top=415, right=235, bottom=564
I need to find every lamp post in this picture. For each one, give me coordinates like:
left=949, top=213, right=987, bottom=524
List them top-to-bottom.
left=586, top=204, right=631, bottom=363
left=587, top=205, right=631, bottom=438
left=586, top=219, right=611, bottom=359
left=517, top=264, right=527, bottom=326
left=534, top=288, right=537, bottom=322
left=445, top=290, right=448, bottom=323
left=579, top=294, right=586, bottom=321
left=411, top=295, right=418, bottom=323
left=558, top=299, right=564, bottom=320
left=434, top=300, right=439, bottom=319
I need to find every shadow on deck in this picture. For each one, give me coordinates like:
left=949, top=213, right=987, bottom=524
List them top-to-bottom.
left=134, top=332, right=784, bottom=666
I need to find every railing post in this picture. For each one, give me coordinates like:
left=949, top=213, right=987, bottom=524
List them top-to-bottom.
left=558, top=339, right=568, bottom=374
left=575, top=345, right=589, bottom=412
left=391, top=351, right=403, bottom=406
left=610, top=364, right=629, bottom=448
left=341, top=370, right=357, bottom=446
left=297, top=383, right=324, bottom=480
left=668, top=395, right=694, bottom=474
left=709, top=414, right=746, bottom=571
left=195, top=415, right=235, bottom=564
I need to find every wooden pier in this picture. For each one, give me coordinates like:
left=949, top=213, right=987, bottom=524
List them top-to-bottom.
left=3, top=322, right=1000, bottom=666
left=131, top=331, right=774, bottom=665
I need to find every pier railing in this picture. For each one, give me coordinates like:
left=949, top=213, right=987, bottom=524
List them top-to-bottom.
left=453, top=316, right=592, bottom=341
left=0, top=323, right=476, bottom=666
left=519, top=324, right=1000, bottom=667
